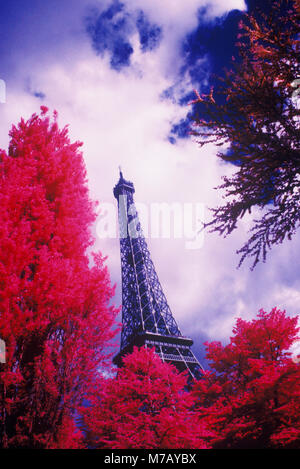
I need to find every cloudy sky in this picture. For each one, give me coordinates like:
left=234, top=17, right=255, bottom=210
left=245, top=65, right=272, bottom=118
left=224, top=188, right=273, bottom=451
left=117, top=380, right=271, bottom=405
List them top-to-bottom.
left=1, top=0, right=299, bottom=364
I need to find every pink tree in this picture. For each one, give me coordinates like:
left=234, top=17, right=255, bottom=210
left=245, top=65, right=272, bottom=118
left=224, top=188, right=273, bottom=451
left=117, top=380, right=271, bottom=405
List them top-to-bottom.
left=0, top=107, right=118, bottom=448
left=192, top=308, right=300, bottom=448
left=83, top=346, right=211, bottom=449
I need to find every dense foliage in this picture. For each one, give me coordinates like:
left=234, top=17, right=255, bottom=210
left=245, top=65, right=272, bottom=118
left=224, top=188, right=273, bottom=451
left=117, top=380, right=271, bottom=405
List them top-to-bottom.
left=0, top=108, right=117, bottom=448
left=192, top=308, right=300, bottom=449
left=83, top=347, right=210, bottom=449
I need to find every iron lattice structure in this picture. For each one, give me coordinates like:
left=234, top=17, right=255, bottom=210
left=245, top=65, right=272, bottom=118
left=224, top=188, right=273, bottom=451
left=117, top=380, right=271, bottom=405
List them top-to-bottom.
left=113, top=171, right=204, bottom=379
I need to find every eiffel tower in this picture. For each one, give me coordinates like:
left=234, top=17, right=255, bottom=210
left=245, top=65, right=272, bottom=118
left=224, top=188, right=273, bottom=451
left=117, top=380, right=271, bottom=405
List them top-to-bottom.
left=113, top=170, right=204, bottom=379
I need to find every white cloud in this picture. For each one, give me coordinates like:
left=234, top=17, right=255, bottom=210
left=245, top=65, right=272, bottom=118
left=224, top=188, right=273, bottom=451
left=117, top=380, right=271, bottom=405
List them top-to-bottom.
left=117, top=0, right=247, bottom=78
left=122, top=0, right=246, bottom=27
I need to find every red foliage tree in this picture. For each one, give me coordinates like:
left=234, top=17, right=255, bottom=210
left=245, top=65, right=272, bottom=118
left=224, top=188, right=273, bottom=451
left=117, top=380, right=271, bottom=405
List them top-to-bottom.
left=191, top=0, right=300, bottom=268
left=0, top=108, right=117, bottom=448
left=192, top=308, right=300, bottom=449
left=83, top=346, right=211, bottom=449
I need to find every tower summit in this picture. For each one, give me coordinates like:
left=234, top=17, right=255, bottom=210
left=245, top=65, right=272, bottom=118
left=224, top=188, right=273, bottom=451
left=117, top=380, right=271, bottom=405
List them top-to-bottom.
left=113, top=170, right=204, bottom=379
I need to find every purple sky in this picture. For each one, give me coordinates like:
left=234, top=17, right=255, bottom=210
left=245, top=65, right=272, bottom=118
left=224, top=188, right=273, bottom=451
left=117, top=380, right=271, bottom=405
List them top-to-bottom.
left=0, top=0, right=299, bottom=363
